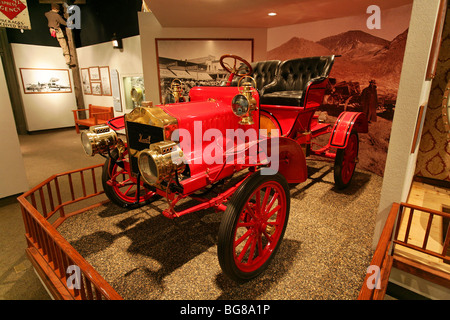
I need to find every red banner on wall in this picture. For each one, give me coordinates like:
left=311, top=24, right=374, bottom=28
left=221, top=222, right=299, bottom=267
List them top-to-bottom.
left=0, top=0, right=31, bottom=30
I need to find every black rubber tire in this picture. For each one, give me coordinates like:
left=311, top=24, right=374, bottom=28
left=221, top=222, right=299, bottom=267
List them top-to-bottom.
left=218, top=171, right=290, bottom=282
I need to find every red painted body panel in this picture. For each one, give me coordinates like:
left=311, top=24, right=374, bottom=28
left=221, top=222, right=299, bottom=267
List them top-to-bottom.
left=304, top=78, right=329, bottom=109
left=189, top=86, right=245, bottom=104
left=161, top=88, right=262, bottom=194
left=260, top=105, right=298, bottom=136
left=329, top=112, right=368, bottom=148
left=107, top=115, right=125, bottom=130
left=261, top=136, right=308, bottom=184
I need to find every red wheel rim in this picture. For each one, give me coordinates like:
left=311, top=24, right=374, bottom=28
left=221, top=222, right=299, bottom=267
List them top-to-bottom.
left=340, top=134, right=358, bottom=184
left=109, top=159, right=155, bottom=203
left=232, top=181, right=287, bottom=273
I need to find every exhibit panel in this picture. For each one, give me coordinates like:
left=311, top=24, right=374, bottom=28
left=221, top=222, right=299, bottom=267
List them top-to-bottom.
left=137, top=12, right=268, bottom=105
left=76, top=35, right=144, bottom=116
left=11, top=43, right=78, bottom=131
left=0, top=56, right=29, bottom=198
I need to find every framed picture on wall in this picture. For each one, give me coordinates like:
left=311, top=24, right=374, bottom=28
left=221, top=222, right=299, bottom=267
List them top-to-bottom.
left=155, top=38, right=254, bottom=102
left=89, top=66, right=100, bottom=81
left=99, top=66, right=112, bottom=96
left=19, top=68, right=72, bottom=94
left=81, top=68, right=91, bottom=95
left=91, top=82, right=102, bottom=95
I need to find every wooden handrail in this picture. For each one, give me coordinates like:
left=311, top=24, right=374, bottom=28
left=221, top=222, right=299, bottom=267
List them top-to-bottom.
left=17, top=164, right=122, bottom=300
left=359, top=202, right=450, bottom=299
left=395, top=202, right=450, bottom=262
left=358, top=203, right=400, bottom=300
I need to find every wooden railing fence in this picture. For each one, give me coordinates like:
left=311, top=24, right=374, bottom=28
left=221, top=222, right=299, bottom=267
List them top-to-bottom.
left=17, top=164, right=122, bottom=300
left=18, top=164, right=450, bottom=300
left=359, top=202, right=450, bottom=299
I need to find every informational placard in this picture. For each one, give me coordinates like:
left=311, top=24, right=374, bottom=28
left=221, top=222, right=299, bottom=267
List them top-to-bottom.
left=0, top=0, right=31, bottom=30
left=111, top=69, right=122, bottom=112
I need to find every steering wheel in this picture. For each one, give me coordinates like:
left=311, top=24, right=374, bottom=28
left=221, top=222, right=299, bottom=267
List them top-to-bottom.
left=219, top=54, right=253, bottom=86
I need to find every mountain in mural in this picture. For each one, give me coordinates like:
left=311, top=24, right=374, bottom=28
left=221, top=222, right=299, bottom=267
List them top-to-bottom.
left=266, top=29, right=409, bottom=95
left=372, top=29, right=409, bottom=78
left=317, top=30, right=390, bottom=59
left=267, top=37, right=332, bottom=61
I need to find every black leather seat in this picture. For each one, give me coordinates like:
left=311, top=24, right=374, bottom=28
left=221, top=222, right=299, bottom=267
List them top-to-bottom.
left=259, top=56, right=335, bottom=107
left=231, top=60, right=281, bottom=91
left=250, top=60, right=281, bottom=91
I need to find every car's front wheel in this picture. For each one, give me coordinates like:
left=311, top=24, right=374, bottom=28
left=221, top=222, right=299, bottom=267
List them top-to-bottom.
left=102, top=150, right=156, bottom=208
left=218, top=171, right=290, bottom=282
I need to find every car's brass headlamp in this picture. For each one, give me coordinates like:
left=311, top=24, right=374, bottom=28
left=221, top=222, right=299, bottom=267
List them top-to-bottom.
left=231, top=77, right=257, bottom=125
left=81, top=124, right=118, bottom=156
left=138, top=141, right=185, bottom=186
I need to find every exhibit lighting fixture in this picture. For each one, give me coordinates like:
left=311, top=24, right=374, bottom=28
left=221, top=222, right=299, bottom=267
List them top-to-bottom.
left=268, top=12, right=277, bottom=16
left=112, top=33, right=123, bottom=49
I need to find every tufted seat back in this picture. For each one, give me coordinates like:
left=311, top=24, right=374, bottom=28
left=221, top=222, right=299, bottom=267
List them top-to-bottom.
left=260, top=55, right=335, bottom=107
left=230, top=60, right=281, bottom=90
left=250, top=60, right=281, bottom=91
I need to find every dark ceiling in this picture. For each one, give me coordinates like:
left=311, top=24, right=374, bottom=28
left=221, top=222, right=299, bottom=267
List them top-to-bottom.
left=6, top=0, right=142, bottom=48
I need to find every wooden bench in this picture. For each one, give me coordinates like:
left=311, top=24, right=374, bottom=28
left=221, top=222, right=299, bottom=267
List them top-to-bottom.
left=72, top=104, right=114, bottom=133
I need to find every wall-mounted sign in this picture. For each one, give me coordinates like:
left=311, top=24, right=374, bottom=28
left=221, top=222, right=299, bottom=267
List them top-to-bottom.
left=0, top=0, right=31, bottom=30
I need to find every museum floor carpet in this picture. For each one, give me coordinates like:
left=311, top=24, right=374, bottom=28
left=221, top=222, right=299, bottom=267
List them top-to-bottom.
left=1, top=127, right=383, bottom=300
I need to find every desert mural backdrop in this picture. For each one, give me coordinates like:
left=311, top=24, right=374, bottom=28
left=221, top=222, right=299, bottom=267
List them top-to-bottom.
left=266, top=3, right=413, bottom=177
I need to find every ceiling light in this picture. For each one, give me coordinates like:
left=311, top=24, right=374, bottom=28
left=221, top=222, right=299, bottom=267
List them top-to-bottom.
left=268, top=12, right=277, bottom=16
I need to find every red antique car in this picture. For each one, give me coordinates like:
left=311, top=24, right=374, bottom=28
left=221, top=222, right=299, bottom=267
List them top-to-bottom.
left=80, top=54, right=368, bottom=282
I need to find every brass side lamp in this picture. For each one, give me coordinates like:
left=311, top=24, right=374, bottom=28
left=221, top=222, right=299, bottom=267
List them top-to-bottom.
left=231, top=77, right=258, bottom=125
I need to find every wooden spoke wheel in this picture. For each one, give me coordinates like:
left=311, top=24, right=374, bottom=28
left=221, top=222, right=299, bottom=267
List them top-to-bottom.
left=334, top=131, right=359, bottom=189
left=102, top=150, right=156, bottom=208
left=218, top=171, right=290, bottom=282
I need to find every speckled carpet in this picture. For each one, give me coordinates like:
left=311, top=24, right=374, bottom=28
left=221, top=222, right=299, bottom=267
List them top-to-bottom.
left=57, top=160, right=382, bottom=300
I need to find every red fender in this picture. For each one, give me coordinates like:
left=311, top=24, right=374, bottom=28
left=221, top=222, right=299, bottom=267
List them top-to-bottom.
left=329, top=112, right=368, bottom=148
left=107, top=115, right=125, bottom=131
left=260, top=136, right=308, bottom=184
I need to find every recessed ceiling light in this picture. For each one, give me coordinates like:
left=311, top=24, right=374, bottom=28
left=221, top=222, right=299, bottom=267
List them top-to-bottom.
left=268, top=12, right=277, bottom=16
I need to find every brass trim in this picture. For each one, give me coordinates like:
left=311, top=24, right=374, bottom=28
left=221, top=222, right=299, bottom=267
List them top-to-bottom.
left=124, top=106, right=179, bottom=177
left=125, top=106, right=177, bottom=128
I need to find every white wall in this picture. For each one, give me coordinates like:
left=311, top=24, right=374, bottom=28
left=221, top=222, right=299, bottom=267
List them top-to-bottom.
left=373, top=0, right=441, bottom=246
left=137, top=12, right=268, bottom=105
left=76, top=35, right=143, bottom=117
left=11, top=43, right=78, bottom=131
left=0, top=57, right=29, bottom=198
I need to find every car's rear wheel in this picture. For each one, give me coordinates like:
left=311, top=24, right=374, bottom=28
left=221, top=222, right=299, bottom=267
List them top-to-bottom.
left=334, top=131, right=359, bottom=189
left=102, top=150, right=156, bottom=208
left=218, top=171, right=290, bottom=282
